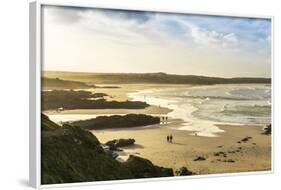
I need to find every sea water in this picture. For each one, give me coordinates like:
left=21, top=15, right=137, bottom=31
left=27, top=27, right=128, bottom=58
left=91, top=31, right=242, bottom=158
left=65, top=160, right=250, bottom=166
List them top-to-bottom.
left=128, top=84, right=271, bottom=137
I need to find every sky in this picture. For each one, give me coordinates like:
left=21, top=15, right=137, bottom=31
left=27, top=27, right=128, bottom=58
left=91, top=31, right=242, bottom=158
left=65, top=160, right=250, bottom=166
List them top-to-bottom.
left=42, top=5, right=272, bottom=78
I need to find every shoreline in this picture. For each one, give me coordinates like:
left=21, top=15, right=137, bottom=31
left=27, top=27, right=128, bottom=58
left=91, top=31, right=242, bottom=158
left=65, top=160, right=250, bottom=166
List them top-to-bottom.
left=44, top=105, right=172, bottom=115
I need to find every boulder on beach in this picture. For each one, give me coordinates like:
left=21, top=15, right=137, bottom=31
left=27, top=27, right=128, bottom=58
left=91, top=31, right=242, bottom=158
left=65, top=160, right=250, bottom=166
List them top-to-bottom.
left=263, top=124, right=271, bottom=135
left=241, top=137, right=252, bottom=142
left=105, top=138, right=136, bottom=150
left=193, top=156, right=206, bottom=161
left=175, top=167, right=194, bottom=176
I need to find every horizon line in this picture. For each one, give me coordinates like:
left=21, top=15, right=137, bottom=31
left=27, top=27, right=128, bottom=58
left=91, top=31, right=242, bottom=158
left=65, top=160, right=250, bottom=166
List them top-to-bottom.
left=42, top=70, right=271, bottom=79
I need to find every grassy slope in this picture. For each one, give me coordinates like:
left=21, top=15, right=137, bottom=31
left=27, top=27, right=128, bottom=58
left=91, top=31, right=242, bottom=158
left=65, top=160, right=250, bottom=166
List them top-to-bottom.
left=43, top=71, right=271, bottom=85
left=41, top=114, right=173, bottom=185
left=41, top=114, right=133, bottom=184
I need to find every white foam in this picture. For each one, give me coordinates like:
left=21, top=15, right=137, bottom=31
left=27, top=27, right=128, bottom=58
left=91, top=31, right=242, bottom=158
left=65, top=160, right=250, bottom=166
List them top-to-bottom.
left=128, top=89, right=224, bottom=137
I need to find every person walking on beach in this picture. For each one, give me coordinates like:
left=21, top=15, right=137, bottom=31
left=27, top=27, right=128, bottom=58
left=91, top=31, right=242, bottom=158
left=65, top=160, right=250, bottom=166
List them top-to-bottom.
left=166, top=135, right=170, bottom=142
left=169, top=135, right=173, bottom=143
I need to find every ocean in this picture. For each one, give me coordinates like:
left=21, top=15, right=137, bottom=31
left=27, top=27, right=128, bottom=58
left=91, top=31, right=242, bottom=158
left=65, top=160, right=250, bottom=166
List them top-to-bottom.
left=128, top=84, right=271, bottom=137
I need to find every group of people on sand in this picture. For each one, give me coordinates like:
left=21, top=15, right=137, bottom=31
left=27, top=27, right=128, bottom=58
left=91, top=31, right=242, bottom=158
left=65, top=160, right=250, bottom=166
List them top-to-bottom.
left=161, top=116, right=168, bottom=121
left=161, top=116, right=168, bottom=124
left=166, top=135, right=173, bottom=143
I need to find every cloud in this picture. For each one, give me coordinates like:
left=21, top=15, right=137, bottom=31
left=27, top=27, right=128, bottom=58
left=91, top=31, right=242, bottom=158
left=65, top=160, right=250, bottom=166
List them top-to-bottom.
left=43, top=5, right=270, bottom=58
left=43, top=6, right=83, bottom=24
left=188, top=25, right=238, bottom=48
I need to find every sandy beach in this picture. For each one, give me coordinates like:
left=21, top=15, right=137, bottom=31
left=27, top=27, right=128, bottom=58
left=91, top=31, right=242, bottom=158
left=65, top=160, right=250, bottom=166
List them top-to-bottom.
left=93, top=123, right=271, bottom=174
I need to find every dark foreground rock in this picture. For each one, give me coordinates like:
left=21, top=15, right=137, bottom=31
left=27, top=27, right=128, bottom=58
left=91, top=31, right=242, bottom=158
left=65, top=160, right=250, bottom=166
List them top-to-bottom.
left=41, top=114, right=172, bottom=185
left=105, top=138, right=135, bottom=150
left=123, top=155, right=174, bottom=178
left=175, top=167, right=194, bottom=176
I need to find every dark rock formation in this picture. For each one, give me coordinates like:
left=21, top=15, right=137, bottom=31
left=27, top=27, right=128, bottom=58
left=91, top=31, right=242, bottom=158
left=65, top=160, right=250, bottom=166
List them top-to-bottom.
left=42, top=90, right=149, bottom=111
left=71, top=114, right=160, bottom=130
left=105, top=138, right=136, bottom=150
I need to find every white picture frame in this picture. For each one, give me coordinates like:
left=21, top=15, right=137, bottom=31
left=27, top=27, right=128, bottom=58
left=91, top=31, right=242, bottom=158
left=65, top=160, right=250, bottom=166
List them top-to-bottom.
left=29, top=0, right=274, bottom=189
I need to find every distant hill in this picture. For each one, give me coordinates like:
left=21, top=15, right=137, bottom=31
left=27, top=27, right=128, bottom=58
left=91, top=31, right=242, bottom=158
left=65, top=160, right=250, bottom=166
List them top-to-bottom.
left=43, top=71, right=271, bottom=85
left=42, top=77, right=94, bottom=90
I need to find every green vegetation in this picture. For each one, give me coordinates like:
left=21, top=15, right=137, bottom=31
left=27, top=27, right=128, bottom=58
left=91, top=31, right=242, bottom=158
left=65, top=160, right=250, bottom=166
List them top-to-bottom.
left=44, top=71, right=271, bottom=85
left=42, top=77, right=94, bottom=90
left=42, top=90, right=149, bottom=110
left=41, top=114, right=173, bottom=184
left=69, top=114, right=160, bottom=130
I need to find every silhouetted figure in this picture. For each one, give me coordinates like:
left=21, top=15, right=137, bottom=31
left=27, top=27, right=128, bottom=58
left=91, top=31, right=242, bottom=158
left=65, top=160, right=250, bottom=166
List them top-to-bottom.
left=167, top=135, right=170, bottom=142
left=169, top=135, right=173, bottom=143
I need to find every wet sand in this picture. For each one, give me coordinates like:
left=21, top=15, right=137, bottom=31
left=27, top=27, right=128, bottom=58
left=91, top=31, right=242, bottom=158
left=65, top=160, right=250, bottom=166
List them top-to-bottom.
left=45, top=105, right=172, bottom=115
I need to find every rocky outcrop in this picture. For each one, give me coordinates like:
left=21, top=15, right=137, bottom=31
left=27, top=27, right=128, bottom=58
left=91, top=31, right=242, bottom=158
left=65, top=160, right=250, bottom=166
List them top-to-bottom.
left=42, top=90, right=149, bottom=111
left=71, top=114, right=160, bottom=130
left=105, top=138, right=136, bottom=150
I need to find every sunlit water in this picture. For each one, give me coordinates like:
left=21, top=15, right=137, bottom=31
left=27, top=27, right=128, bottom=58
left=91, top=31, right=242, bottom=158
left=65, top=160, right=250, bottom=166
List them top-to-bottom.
left=128, top=84, right=271, bottom=137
